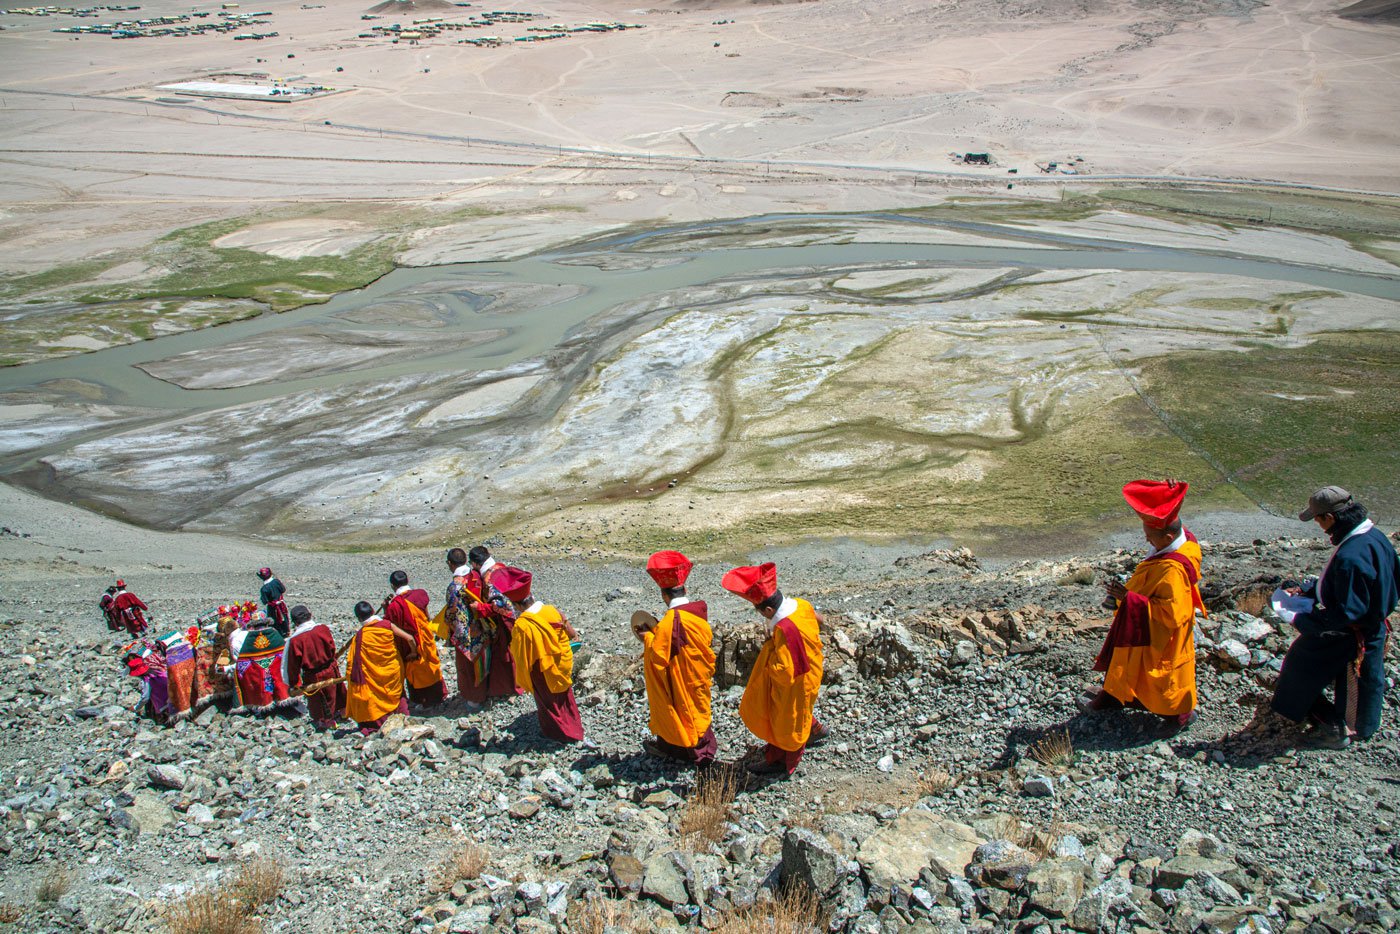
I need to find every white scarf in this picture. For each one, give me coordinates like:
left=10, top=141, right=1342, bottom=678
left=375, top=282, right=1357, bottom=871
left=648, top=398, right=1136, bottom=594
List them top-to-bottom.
left=1146, top=528, right=1187, bottom=560
left=480, top=557, right=498, bottom=575
left=451, top=564, right=472, bottom=577
left=667, top=595, right=690, bottom=609
left=767, top=596, right=798, bottom=632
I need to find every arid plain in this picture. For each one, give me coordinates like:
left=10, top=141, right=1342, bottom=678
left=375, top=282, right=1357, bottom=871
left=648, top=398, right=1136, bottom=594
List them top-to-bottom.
left=1, top=0, right=1399, bottom=555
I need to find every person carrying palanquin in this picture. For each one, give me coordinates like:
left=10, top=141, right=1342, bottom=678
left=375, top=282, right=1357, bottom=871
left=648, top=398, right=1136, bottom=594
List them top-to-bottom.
left=1081, top=478, right=1204, bottom=735
left=1271, top=486, right=1398, bottom=747
left=443, top=547, right=520, bottom=708
left=633, top=550, right=716, bottom=766
left=722, top=561, right=826, bottom=777
left=258, top=567, right=291, bottom=635
left=502, top=567, right=585, bottom=744
left=384, top=570, right=447, bottom=707
left=112, top=579, right=150, bottom=636
left=99, top=586, right=120, bottom=632
left=345, top=599, right=417, bottom=734
left=282, top=604, right=346, bottom=731
left=227, top=612, right=294, bottom=715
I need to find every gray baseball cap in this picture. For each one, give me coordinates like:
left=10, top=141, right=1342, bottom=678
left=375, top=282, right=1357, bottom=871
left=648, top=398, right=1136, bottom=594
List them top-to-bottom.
left=1298, top=485, right=1353, bottom=521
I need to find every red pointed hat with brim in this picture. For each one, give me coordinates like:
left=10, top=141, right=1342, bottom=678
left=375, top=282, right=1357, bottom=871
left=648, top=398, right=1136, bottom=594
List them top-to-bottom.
left=1122, top=479, right=1189, bottom=529
left=646, top=550, right=693, bottom=589
left=721, top=562, right=778, bottom=605
left=495, top=566, right=533, bottom=602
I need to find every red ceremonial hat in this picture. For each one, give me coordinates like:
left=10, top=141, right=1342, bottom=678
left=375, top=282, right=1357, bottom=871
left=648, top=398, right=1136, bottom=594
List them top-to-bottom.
left=1122, top=479, right=1189, bottom=529
left=646, top=550, right=693, bottom=589
left=720, top=562, right=778, bottom=605
left=495, top=566, right=533, bottom=602
left=257, top=567, right=272, bottom=579
left=115, top=579, right=125, bottom=587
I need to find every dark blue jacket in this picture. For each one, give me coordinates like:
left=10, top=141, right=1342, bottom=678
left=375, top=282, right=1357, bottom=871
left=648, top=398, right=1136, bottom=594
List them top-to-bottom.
left=1295, top=525, right=1399, bottom=637
left=260, top=577, right=286, bottom=607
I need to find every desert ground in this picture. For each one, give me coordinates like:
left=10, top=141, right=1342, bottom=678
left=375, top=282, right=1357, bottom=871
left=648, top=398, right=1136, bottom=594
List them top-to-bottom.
left=1, top=0, right=1399, bottom=930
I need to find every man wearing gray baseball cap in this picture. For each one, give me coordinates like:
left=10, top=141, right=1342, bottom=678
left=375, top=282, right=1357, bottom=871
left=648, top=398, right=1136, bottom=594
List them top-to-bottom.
left=1271, top=486, right=1398, bottom=747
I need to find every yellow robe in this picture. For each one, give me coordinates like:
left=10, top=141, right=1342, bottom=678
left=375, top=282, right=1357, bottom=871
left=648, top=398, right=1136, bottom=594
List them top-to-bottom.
left=1103, top=539, right=1204, bottom=716
left=394, top=597, right=443, bottom=691
left=740, top=599, right=824, bottom=752
left=643, top=603, right=715, bottom=749
left=511, top=604, right=574, bottom=695
left=345, top=621, right=404, bottom=723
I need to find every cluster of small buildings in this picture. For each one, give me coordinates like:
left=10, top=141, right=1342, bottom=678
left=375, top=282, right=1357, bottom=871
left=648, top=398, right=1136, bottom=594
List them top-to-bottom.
left=1, top=4, right=139, bottom=16
left=50, top=8, right=273, bottom=38
left=356, top=10, right=641, bottom=46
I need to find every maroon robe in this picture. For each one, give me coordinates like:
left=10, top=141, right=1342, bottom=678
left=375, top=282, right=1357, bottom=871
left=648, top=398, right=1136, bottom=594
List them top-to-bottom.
left=386, top=588, right=447, bottom=706
left=113, top=591, right=148, bottom=635
left=285, top=623, right=345, bottom=728
left=530, top=667, right=585, bottom=743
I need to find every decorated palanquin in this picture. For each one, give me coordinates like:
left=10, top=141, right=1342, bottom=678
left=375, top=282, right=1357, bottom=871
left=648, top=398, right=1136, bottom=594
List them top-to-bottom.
left=230, top=623, right=294, bottom=714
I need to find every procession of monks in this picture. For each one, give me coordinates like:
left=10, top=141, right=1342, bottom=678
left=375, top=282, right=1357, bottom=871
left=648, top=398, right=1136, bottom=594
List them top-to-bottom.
left=113, top=476, right=1399, bottom=766
left=322, top=546, right=828, bottom=775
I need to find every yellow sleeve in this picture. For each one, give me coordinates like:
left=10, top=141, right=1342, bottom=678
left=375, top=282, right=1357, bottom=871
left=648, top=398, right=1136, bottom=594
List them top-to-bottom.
left=511, top=623, right=536, bottom=694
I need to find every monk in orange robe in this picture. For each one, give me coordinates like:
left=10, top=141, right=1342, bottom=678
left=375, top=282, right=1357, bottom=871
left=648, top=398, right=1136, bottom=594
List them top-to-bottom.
left=1082, top=479, right=1205, bottom=734
left=634, top=550, right=716, bottom=765
left=723, top=562, right=826, bottom=776
left=501, top=567, right=586, bottom=744
left=384, top=570, right=447, bottom=707
left=345, top=599, right=416, bottom=734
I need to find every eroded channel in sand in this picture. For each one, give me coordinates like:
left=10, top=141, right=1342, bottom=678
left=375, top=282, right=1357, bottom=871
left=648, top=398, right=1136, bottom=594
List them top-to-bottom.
left=1, top=211, right=1398, bottom=549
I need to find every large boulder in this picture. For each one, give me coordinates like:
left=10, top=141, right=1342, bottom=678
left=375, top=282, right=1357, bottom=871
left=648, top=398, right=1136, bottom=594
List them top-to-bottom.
left=856, top=623, right=923, bottom=678
left=715, top=627, right=765, bottom=688
left=857, top=812, right=985, bottom=888
left=781, top=827, right=849, bottom=895
left=641, top=851, right=690, bottom=909
left=1154, top=855, right=1238, bottom=890
left=1023, top=858, right=1088, bottom=918
left=1069, top=876, right=1137, bottom=933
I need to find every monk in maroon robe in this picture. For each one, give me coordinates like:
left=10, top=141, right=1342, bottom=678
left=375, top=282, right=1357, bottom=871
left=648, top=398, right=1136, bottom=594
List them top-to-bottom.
left=385, top=570, right=448, bottom=707
left=112, top=580, right=149, bottom=636
left=283, top=605, right=345, bottom=730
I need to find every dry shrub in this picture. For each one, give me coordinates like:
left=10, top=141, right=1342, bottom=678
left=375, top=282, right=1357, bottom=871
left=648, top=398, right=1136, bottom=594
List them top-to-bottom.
left=1056, top=566, right=1097, bottom=586
left=1235, top=587, right=1271, bottom=618
left=1028, top=728, right=1075, bottom=770
left=918, top=765, right=955, bottom=796
left=679, top=766, right=739, bottom=849
left=430, top=842, right=489, bottom=893
left=166, top=859, right=282, bottom=934
left=227, top=861, right=283, bottom=911
left=35, top=866, right=71, bottom=904
left=713, top=887, right=823, bottom=934
left=164, top=890, right=259, bottom=934
left=568, top=896, right=637, bottom=934
left=0, top=904, right=22, bottom=924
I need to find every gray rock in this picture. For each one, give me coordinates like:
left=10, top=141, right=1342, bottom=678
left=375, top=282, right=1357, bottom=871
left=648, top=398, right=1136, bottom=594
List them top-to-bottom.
left=856, top=622, right=922, bottom=678
left=147, top=763, right=186, bottom=790
left=1023, top=774, right=1055, bottom=798
left=123, top=791, right=174, bottom=836
left=185, top=803, right=215, bottom=825
left=858, top=812, right=985, bottom=888
left=781, top=827, right=848, bottom=895
left=642, top=851, right=690, bottom=908
left=1155, top=854, right=1238, bottom=890
left=1024, top=858, right=1087, bottom=918
left=1070, top=876, right=1136, bottom=933
left=447, top=906, right=494, bottom=933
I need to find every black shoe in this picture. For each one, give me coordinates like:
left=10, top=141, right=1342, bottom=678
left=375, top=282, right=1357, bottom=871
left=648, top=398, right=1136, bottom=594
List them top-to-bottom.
left=1307, top=714, right=1351, bottom=750
left=745, top=759, right=789, bottom=776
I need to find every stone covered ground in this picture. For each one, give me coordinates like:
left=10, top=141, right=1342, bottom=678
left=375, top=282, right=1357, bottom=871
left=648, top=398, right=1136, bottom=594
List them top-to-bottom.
left=1, top=535, right=1398, bottom=933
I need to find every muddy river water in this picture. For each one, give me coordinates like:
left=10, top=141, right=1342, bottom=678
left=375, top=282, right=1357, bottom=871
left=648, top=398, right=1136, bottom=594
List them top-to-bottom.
left=3, top=214, right=1400, bottom=413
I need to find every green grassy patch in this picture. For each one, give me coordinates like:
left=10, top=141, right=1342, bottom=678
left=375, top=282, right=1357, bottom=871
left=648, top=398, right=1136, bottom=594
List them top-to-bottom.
left=1139, top=330, right=1400, bottom=519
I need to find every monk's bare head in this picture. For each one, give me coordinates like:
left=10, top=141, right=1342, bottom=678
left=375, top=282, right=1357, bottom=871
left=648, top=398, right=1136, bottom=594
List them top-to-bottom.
left=1142, top=518, right=1181, bottom=551
left=468, top=546, right=491, bottom=569
left=446, top=547, right=467, bottom=570
left=755, top=590, right=784, bottom=620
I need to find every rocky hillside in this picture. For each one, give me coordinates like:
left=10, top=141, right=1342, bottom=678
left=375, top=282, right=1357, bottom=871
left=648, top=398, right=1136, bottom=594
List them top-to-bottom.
left=0, top=535, right=1397, bottom=932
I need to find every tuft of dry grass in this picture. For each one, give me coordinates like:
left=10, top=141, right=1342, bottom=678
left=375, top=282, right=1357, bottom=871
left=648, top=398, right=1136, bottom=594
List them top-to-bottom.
left=1056, top=566, right=1097, bottom=586
left=1028, top=728, right=1075, bottom=770
left=918, top=765, right=955, bottom=796
left=679, top=766, right=740, bottom=849
left=430, top=842, right=489, bottom=893
left=165, top=859, right=283, bottom=934
left=227, top=861, right=283, bottom=912
left=35, top=867, right=71, bottom=904
left=713, top=887, right=823, bottom=934
left=164, top=890, right=260, bottom=934
left=568, top=896, right=637, bottom=934
left=0, top=903, right=22, bottom=924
